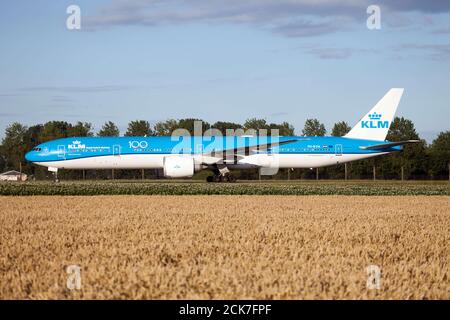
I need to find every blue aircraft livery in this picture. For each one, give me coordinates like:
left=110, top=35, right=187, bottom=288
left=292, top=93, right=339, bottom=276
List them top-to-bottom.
left=25, top=88, right=419, bottom=182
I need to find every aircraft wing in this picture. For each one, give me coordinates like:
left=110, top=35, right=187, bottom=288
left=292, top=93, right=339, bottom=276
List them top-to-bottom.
left=200, top=138, right=299, bottom=164
left=359, top=140, right=421, bottom=150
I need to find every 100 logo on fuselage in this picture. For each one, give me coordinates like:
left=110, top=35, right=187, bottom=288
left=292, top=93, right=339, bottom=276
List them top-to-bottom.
left=129, top=141, right=148, bottom=149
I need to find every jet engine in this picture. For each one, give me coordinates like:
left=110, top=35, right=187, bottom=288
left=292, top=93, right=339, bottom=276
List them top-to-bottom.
left=163, top=156, right=196, bottom=178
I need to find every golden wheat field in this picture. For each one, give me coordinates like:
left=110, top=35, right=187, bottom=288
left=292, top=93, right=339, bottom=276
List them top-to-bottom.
left=0, top=195, right=449, bottom=299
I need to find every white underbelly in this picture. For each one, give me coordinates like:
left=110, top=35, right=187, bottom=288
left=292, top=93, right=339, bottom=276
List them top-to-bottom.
left=35, top=152, right=387, bottom=170
left=238, top=153, right=386, bottom=168
left=35, top=154, right=166, bottom=169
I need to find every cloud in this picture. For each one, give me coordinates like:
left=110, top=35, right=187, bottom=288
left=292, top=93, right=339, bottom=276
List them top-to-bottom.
left=83, top=0, right=450, bottom=37
left=83, top=0, right=364, bottom=36
left=378, top=0, right=450, bottom=13
left=272, top=19, right=341, bottom=37
left=432, top=27, right=450, bottom=34
left=396, top=43, right=450, bottom=60
left=293, top=44, right=378, bottom=60
left=303, top=47, right=353, bottom=59
left=20, top=85, right=132, bottom=93
left=0, top=93, right=22, bottom=98
left=51, top=96, right=75, bottom=102
left=0, top=112, right=22, bottom=117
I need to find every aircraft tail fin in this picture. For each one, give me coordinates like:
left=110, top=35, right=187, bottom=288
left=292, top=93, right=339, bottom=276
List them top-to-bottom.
left=345, top=88, right=404, bottom=141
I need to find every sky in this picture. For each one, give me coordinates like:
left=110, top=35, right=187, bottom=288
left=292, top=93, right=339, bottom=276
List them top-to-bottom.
left=0, top=0, right=449, bottom=142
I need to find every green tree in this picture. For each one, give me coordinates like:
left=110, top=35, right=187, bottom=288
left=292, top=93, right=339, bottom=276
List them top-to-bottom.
left=381, top=117, right=427, bottom=179
left=386, top=117, right=420, bottom=141
left=176, top=118, right=210, bottom=135
left=243, top=118, right=269, bottom=136
left=244, top=118, right=268, bottom=130
left=153, top=119, right=179, bottom=136
left=242, top=119, right=295, bottom=136
left=302, top=119, right=326, bottom=136
left=125, top=120, right=153, bottom=137
left=41, top=121, right=72, bottom=142
left=69, top=121, right=93, bottom=137
left=98, top=121, right=120, bottom=137
left=211, top=121, right=243, bottom=135
left=331, top=121, right=351, bottom=136
left=2, top=122, right=28, bottom=170
left=268, top=122, right=295, bottom=136
left=24, top=124, right=44, bottom=147
left=22, top=125, right=45, bottom=176
left=428, top=131, right=450, bottom=179
left=0, top=145, right=6, bottom=172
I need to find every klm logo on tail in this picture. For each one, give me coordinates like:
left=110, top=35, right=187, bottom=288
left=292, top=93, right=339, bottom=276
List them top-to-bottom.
left=361, top=112, right=389, bottom=129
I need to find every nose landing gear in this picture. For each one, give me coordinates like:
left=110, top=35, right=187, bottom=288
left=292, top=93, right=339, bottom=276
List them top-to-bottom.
left=48, top=167, right=59, bottom=183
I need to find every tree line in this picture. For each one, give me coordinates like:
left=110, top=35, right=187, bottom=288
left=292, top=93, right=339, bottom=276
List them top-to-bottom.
left=0, top=118, right=448, bottom=180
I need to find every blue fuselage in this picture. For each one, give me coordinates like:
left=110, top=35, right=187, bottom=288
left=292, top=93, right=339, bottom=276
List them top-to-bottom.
left=24, top=136, right=402, bottom=175
left=25, top=136, right=400, bottom=164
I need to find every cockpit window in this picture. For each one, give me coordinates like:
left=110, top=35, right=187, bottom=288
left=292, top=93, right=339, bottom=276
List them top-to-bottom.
left=33, top=148, right=42, bottom=152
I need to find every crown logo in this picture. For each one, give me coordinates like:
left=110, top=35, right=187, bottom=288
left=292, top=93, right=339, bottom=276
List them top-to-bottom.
left=368, top=112, right=382, bottom=120
left=72, top=140, right=81, bottom=144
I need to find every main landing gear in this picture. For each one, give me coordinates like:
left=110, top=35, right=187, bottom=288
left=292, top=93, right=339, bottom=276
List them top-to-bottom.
left=206, top=164, right=237, bottom=183
left=206, top=174, right=236, bottom=183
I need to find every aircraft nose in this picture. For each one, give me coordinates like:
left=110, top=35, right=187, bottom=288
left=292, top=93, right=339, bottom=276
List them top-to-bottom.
left=25, top=150, right=40, bottom=162
left=25, top=151, right=33, bottom=162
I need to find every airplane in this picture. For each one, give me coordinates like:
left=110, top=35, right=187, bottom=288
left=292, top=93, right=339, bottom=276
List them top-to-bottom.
left=25, top=88, right=420, bottom=182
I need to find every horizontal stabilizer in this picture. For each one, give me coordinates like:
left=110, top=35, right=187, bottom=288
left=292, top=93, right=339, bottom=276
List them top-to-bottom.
left=359, top=140, right=420, bottom=150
